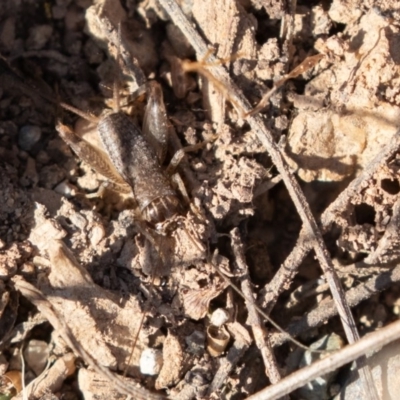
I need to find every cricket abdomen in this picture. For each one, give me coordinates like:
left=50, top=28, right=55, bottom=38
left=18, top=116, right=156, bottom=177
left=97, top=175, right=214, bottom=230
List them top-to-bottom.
left=97, top=111, right=180, bottom=224
left=142, top=195, right=181, bottom=223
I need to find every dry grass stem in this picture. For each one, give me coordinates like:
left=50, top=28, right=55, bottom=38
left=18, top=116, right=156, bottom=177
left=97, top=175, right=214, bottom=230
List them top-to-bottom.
left=247, top=318, right=400, bottom=400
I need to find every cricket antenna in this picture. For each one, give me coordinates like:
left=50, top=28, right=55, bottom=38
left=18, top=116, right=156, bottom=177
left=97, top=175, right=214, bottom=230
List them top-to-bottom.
left=113, top=23, right=122, bottom=113
left=59, top=101, right=99, bottom=124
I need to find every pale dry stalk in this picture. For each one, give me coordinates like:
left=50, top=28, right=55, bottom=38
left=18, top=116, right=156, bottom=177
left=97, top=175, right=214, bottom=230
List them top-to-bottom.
left=247, top=318, right=400, bottom=400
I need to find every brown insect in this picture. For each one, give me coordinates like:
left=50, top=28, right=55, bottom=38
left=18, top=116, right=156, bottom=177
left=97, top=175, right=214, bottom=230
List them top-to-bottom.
left=57, top=80, right=183, bottom=225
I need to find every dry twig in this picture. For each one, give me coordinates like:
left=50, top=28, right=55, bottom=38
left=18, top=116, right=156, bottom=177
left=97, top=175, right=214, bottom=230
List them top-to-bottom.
left=259, top=127, right=400, bottom=314
left=258, top=227, right=311, bottom=312
left=230, top=228, right=282, bottom=385
left=271, top=261, right=400, bottom=347
left=247, top=318, right=400, bottom=400
left=14, top=354, right=76, bottom=400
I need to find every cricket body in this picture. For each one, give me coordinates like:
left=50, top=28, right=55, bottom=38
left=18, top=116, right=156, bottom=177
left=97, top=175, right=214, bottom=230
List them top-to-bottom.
left=58, top=81, right=181, bottom=225
left=98, top=109, right=180, bottom=224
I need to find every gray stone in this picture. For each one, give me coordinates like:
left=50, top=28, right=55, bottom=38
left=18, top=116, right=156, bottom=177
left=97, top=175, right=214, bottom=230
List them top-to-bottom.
left=18, top=125, right=42, bottom=151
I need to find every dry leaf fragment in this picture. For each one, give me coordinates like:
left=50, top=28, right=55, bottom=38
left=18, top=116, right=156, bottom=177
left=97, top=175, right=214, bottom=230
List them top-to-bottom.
left=41, top=239, right=148, bottom=373
left=181, top=281, right=227, bottom=320
left=207, top=325, right=230, bottom=357
left=156, top=331, right=184, bottom=389
left=13, top=353, right=76, bottom=400
left=2, top=370, right=22, bottom=395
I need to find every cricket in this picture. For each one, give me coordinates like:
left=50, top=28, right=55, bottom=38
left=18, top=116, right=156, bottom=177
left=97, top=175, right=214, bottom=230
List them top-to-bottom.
left=56, top=80, right=182, bottom=225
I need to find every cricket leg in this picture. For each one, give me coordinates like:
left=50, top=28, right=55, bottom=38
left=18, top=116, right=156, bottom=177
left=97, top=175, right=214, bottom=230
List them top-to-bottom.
left=142, top=81, right=169, bottom=164
left=56, top=122, right=131, bottom=194
left=166, top=137, right=218, bottom=175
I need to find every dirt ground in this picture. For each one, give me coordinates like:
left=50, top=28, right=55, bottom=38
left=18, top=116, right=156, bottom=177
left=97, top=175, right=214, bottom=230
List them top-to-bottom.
left=1, top=0, right=400, bottom=399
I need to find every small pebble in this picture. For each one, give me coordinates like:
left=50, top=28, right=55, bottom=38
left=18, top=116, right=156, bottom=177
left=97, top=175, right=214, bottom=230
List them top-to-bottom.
left=75, top=0, right=91, bottom=7
left=65, top=6, right=85, bottom=31
left=27, top=25, right=53, bottom=50
left=84, top=39, right=104, bottom=65
left=0, top=97, right=12, bottom=109
left=0, top=121, right=17, bottom=136
left=18, top=125, right=42, bottom=151
left=18, top=150, right=29, bottom=160
left=54, top=181, right=77, bottom=198
left=69, top=212, right=87, bottom=230
left=89, top=224, right=106, bottom=247
left=0, top=258, right=17, bottom=279
left=19, top=262, right=36, bottom=277
left=210, top=308, right=230, bottom=327
left=185, top=330, right=205, bottom=355
left=297, top=333, right=344, bottom=400
left=23, top=340, right=49, bottom=376
left=139, top=348, right=163, bottom=376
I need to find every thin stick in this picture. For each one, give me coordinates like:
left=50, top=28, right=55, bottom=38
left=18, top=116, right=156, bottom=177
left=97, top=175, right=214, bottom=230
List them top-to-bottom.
left=280, top=0, right=296, bottom=65
left=157, top=1, right=378, bottom=398
left=96, top=11, right=146, bottom=90
left=245, top=54, right=324, bottom=117
left=259, top=126, right=400, bottom=315
left=230, top=228, right=283, bottom=385
left=258, top=228, right=311, bottom=312
left=210, top=259, right=314, bottom=352
left=271, top=260, right=400, bottom=347
left=12, top=276, right=164, bottom=400
left=123, top=310, right=147, bottom=377
left=247, top=318, right=400, bottom=400
left=21, top=345, right=27, bottom=400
